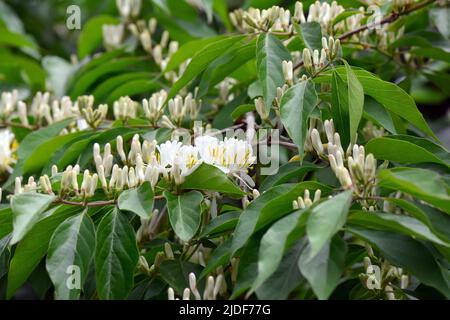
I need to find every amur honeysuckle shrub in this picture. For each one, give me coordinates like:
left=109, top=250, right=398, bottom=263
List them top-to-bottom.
left=0, top=0, right=449, bottom=300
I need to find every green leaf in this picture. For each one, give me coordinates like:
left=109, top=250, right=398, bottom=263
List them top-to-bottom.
left=430, top=7, right=450, bottom=39
left=78, top=15, right=120, bottom=59
left=294, top=22, right=322, bottom=51
left=256, top=33, right=291, bottom=112
left=165, top=35, right=228, bottom=72
left=168, top=35, right=245, bottom=100
left=198, top=39, right=256, bottom=97
left=412, top=47, right=450, bottom=63
left=69, top=57, right=152, bottom=98
left=343, top=61, right=364, bottom=145
left=316, top=67, right=436, bottom=139
left=331, top=70, right=351, bottom=147
left=92, top=72, right=152, bottom=102
left=106, top=79, right=160, bottom=104
left=280, top=80, right=318, bottom=155
left=364, top=97, right=397, bottom=134
left=231, top=104, right=256, bottom=121
left=23, top=131, right=85, bottom=175
left=366, top=135, right=450, bottom=168
left=260, top=162, right=318, bottom=191
left=180, top=163, right=245, bottom=196
left=378, top=168, right=450, bottom=214
left=118, top=182, right=154, bottom=220
left=232, top=182, right=331, bottom=254
left=164, top=190, right=203, bottom=242
left=306, top=190, right=353, bottom=259
left=10, top=193, right=56, bottom=245
left=385, top=198, right=450, bottom=244
left=7, top=206, right=79, bottom=299
left=95, top=207, right=139, bottom=300
left=0, top=208, right=12, bottom=240
left=252, top=210, right=306, bottom=291
left=46, top=211, right=95, bottom=300
left=199, top=211, right=240, bottom=238
left=348, top=211, right=450, bottom=247
left=348, top=226, right=450, bottom=298
left=298, top=235, right=347, bottom=300
left=231, top=236, right=260, bottom=299
left=199, top=239, right=232, bottom=279
left=256, top=239, right=306, bottom=300
left=159, top=259, right=203, bottom=295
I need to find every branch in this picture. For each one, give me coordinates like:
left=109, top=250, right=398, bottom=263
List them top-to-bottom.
left=293, top=0, right=435, bottom=70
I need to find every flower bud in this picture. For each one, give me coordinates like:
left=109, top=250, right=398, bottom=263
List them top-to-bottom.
left=254, top=97, right=268, bottom=120
left=310, top=128, right=323, bottom=155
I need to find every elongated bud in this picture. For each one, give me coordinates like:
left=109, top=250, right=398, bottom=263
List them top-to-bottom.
left=294, top=2, right=306, bottom=23
left=303, top=48, right=313, bottom=72
left=282, top=60, right=293, bottom=85
left=254, top=97, right=268, bottom=120
left=17, top=101, right=29, bottom=127
left=310, top=128, right=324, bottom=154
left=116, top=136, right=127, bottom=163
left=51, top=165, right=58, bottom=177
left=71, top=170, right=79, bottom=193
left=313, top=189, right=321, bottom=202
left=164, top=242, right=174, bottom=259
left=189, top=272, right=202, bottom=300
left=401, top=275, right=409, bottom=289
left=168, top=288, right=175, bottom=300
left=182, top=288, right=191, bottom=300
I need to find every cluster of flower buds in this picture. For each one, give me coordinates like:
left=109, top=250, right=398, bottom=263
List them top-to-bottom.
left=116, top=0, right=142, bottom=20
left=230, top=1, right=363, bottom=36
left=304, top=1, right=345, bottom=33
left=230, top=6, right=291, bottom=33
left=128, top=18, right=158, bottom=54
left=102, top=24, right=124, bottom=50
left=375, top=25, right=405, bottom=50
left=302, top=37, right=340, bottom=74
left=302, top=47, right=326, bottom=74
left=0, top=90, right=82, bottom=130
left=142, top=90, right=166, bottom=125
left=167, top=93, right=202, bottom=126
left=77, top=95, right=108, bottom=129
left=113, top=96, right=137, bottom=120
left=308, top=119, right=378, bottom=202
left=362, top=121, right=385, bottom=141
left=0, top=129, right=15, bottom=176
left=59, top=165, right=81, bottom=196
left=14, top=176, right=38, bottom=194
left=292, top=189, right=321, bottom=209
left=360, top=256, right=409, bottom=300
left=168, top=272, right=224, bottom=300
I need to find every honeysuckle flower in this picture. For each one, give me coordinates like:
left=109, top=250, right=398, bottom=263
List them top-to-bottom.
left=103, top=24, right=124, bottom=49
left=0, top=129, right=15, bottom=175
left=195, top=135, right=256, bottom=177
left=157, top=140, right=183, bottom=167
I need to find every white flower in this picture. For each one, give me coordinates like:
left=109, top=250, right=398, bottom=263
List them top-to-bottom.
left=0, top=129, right=15, bottom=174
left=195, top=136, right=256, bottom=174
left=157, top=140, right=183, bottom=167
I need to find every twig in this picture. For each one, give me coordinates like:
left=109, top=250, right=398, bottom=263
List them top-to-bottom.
left=56, top=198, right=116, bottom=207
